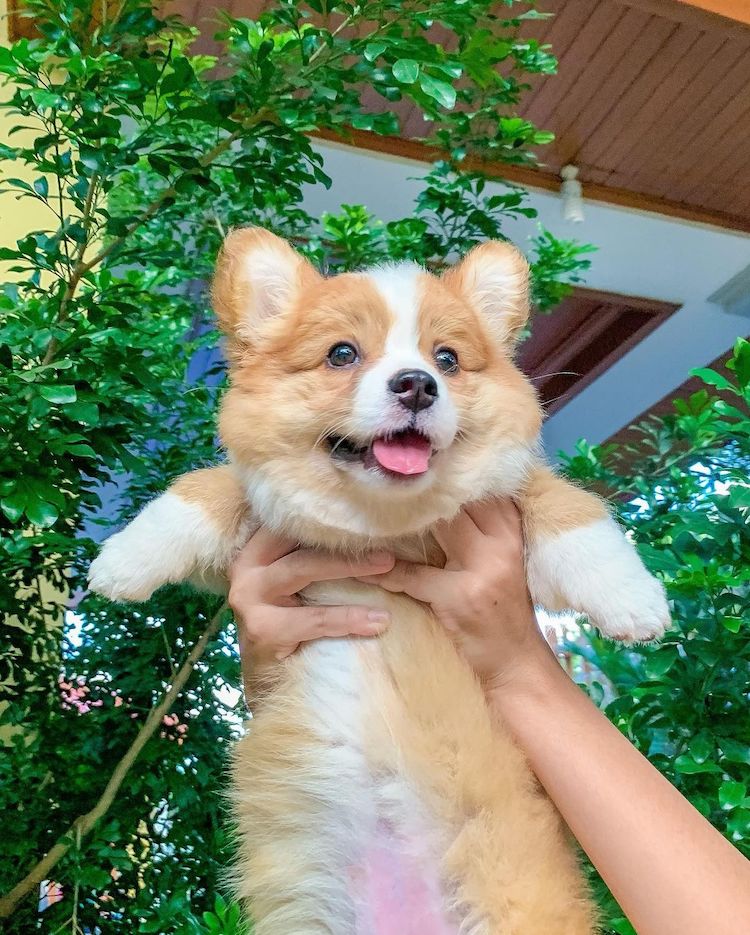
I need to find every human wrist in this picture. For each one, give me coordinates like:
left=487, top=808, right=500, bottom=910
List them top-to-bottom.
left=483, top=636, right=568, bottom=712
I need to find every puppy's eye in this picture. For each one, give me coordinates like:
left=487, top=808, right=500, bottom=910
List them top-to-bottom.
left=327, top=342, right=359, bottom=367
left=434, top=347, right=459, bottom=374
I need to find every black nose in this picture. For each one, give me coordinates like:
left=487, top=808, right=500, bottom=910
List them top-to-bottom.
left=388, top=369, right=438, bottom=412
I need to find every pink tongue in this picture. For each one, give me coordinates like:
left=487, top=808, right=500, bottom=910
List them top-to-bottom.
left=372, top=432, right=432, bottom=476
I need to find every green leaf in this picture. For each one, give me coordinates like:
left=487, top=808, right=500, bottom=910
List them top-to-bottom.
left=364, top=41, right=387, bottom=62
left=392, top=59, right=420, bottom=84
left=419, top=73, right=457, bottom=109
left=350, top=113, right=374, bottom=130
left=732, top=336, right=750, bottom=389
left=690, top=367, right=737, bottom=394
left=38, top=385, right=77, bottom=404
left=66, top=401, right=100, bottom=425
left=65, top=443, right=98, bottom=458
left=115, top=444, right=149, bottom=476
left=1, top=491, right=27, bottom=522
left=25, top=497, right=58, bottom=527
left=722, top=616, right=742, bottom=633
left=644, top=649, right=676, bottom=679
left=688, top=734, right=713, bottom=765
left=720, top=739, right=750, bottom=767
left=674, top=755, right=722, bottom=775
left=719, top=781, right=747, bottom=811
left=728, top=809, right=750, bottom=841
left=610, top=918, right=637, bottom=935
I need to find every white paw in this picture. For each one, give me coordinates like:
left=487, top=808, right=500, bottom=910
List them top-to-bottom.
left=88, top=492, right=225, bottom=603
left=528, top=518, right=671, bottom=644
left=88, top=532, right=167, bottom=603
left=576, top=567, right=670, bottom=644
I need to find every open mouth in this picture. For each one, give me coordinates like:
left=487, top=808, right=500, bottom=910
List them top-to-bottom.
left=327, top=429, right=433, bottom=478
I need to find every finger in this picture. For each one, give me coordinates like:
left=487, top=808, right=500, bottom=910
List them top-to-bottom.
left=464, top=498, right=522, bottom=540
left=432, top=508, right=484, bottom=565
left=232, top=526, right=298, bottom=574
left=265, top=549, right=395, bottom=597
left=356, top=560, right=448, bottom=603
left=250, top=604, right=391, bottom=659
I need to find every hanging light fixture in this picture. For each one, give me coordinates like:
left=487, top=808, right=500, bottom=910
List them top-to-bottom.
left=560, top=164, right=584, bottom=223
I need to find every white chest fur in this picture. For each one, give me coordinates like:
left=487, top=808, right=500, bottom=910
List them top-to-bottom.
left=233, top=589, right=461, bottom=934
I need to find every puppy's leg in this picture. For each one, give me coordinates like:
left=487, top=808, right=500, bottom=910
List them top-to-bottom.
left=88, top=465, right=253, bottom=602
left=521, top=465, right=670, bottom=642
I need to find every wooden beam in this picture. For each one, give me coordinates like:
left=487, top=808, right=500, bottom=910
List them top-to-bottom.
left=620, top=0, right=750, bottom=31
left=680, top=0, right=750, bottom=25
left=313, top=128, right=750, bottom=235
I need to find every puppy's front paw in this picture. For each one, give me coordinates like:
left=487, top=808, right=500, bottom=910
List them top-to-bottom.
left=88, top=492, right=213, bottom=603
left=528, top=518, right=670, bottom=644
left=88, top=532, right=166, bottom=603
left=576, top=566, right=669, bottom=644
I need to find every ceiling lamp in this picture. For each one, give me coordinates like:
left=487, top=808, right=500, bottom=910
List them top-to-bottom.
left=560, top=164, right=584, bottom=223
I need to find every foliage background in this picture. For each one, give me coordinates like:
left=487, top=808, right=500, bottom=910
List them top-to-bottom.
left=0, top=1, right=746, bottom=934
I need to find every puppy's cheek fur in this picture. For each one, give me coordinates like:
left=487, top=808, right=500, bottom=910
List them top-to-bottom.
left=220, top=385, right=342, bottom=469
left=527, top=517, right=671, bottom=643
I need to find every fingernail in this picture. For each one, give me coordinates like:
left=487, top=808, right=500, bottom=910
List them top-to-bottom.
left=368, top=551, right=393, bottom=564
left=368, top=610, right=390, bottom=624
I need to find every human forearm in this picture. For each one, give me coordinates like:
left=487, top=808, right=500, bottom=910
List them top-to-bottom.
left=488, top=650, right=750, bottom=935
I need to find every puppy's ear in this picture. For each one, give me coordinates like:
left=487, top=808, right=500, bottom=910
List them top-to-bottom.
left=212, top=227, right=321, bottom=341
left=443, top=240, right=529, bottom=346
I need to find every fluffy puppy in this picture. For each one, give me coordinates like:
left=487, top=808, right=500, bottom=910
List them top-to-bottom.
left=90, top=228, right=669, bottom=934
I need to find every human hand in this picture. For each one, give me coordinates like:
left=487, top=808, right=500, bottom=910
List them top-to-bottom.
left=357, top=499, right=555, bottom=692
left=228, top=527, right=395, bottom=684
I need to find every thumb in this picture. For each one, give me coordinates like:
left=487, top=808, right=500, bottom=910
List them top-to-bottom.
left=356, top=560, right=443, bottom=604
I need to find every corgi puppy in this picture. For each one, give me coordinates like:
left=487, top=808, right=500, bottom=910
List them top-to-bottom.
left=89, top=228, right=669, bottom=934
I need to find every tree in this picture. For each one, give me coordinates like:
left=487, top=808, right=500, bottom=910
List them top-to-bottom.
left=0, top=1, right=591, bottom=931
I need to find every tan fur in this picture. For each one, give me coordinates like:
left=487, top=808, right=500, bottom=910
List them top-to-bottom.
left=212, top=227, right=322, bottom=358
left=216, top=238, right=543, bottom=550
left=418, top=274, right=492, bottom=371
left=173, top=465, right=250, bottom=536
left=521, top=465, right=609, bottom=537
left=365, top=592, right=596, bottom=933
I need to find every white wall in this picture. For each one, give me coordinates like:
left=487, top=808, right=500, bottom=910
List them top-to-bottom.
left=304, top=140, right=750, bottom=458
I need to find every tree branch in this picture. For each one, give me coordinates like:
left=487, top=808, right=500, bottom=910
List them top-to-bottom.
left=0, top=602, right=228, bottom=920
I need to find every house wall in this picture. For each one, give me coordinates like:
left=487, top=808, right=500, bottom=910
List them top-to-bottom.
left=0, top=0, right=53, bottom=275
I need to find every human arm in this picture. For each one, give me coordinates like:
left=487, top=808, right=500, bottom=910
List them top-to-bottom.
left=357, top=499, right=750, bottom=935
